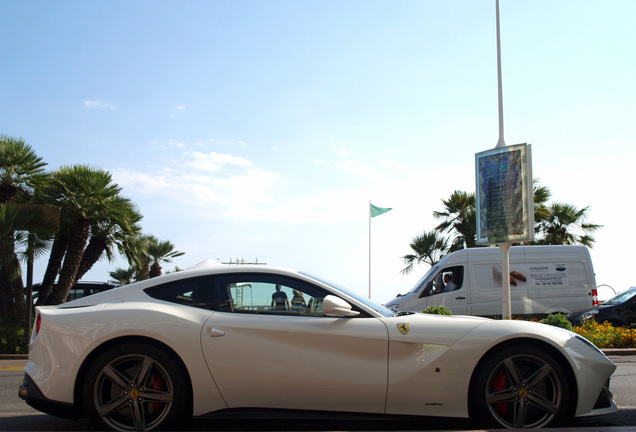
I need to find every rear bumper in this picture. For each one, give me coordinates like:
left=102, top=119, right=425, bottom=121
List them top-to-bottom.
left=19, top=372, right=81, bottom=419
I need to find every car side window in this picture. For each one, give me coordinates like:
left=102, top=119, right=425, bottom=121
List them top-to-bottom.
left=215, top=275, right=328, bottom=316
left=145, top=277, right=218, bottom=310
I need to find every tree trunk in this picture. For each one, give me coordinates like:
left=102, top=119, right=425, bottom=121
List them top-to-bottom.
left=47, top=219, right=90, bottom=305
left=0, top=234, right=24, bottom=322
left=37, top=235, right=68, bottom=305
left=74, top=235, right=107, bottom=283
left=149, top=262, right=162, bottom=278
left=0, top=271, right=14, bottom=319
left=10, top=275, right=25, bottom=323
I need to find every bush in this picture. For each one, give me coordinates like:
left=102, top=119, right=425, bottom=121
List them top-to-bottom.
left=423, top=305, right=452, bottom=315
left=540, top=313, right=572, bottom=330
left=0, top=320, right=26, bottom=354
left=573, top=320, right=636, bottom=348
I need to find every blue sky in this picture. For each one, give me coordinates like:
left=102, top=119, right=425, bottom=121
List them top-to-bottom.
left=2, top=1, right=635, bottom=303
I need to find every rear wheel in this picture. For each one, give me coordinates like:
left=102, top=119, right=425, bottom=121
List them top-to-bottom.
left=83, top=342, right=190, bottom=431
left=471, top=345, right=569, bottom=429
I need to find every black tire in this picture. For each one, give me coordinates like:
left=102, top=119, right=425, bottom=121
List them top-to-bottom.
left=83, top=342, right=190, bottom=431
left=470, top=345, right=570, bottom=429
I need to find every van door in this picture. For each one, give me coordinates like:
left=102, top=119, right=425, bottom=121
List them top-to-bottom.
left=418, top=265, right=467, bottom=314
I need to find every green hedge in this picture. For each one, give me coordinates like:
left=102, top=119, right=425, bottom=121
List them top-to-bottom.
left=0, top=321, right=26, bottom=354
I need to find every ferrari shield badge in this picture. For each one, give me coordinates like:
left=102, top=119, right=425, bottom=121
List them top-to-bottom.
left=398, top=323, right=410, bottom=335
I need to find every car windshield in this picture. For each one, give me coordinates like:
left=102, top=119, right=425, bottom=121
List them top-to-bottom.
left=405, top=265, right=439, bottom=295
left=300, top=272, right=395, bottom=317
left=603, top=287, right=636, bottom=305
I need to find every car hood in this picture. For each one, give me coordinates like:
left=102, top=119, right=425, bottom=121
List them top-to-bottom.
left=569, top=303, right=614, bottom=316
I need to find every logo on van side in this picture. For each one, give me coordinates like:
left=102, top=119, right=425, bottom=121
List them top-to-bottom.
left=556, top=266, right=567, bottom=271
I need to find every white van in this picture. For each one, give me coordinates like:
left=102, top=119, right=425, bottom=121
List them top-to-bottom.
left=385, top=245, right=599, bottom=318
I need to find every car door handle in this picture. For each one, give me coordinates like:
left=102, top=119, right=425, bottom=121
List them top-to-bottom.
left=455, top=296, right=466, bottom=300
left=208, top=328, right=225, bottom=337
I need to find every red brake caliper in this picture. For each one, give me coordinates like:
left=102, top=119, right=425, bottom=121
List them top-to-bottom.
left=492, top=369, right=508, bottom=416
left=151, top=373, right=165, bottom=413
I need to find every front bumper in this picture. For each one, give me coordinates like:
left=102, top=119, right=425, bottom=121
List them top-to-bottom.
left=19, top=372, right=81, bottom=419
left=577, top=379, right=617, bottom=417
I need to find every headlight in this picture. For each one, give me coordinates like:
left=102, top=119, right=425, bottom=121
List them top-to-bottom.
left=582, top=310, right=599, bottom=319
left=575, top=335, right=605, bottom=355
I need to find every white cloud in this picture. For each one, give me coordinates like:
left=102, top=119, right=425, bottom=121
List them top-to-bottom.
left=83, top=100, right=116, bottom=109
left=208, top=138, right=248, bottom=148
left=332, top=147, right=350, bottom=158
left=113, top=149, right=279, bottom=220
left=182, top=151, right=253, bottom=172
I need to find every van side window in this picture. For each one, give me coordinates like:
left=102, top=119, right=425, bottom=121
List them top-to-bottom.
left=421, top=266, right=464, bottom=297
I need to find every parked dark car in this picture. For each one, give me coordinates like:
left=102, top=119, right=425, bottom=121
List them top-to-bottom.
left=31, top=281, right=120, bottom=303
left=567, top=286, right=636, bottom=327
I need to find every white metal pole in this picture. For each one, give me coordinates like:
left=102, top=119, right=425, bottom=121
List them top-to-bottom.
left=496, top=0, right=505, bottom=149
left=496, top=0, right=511, bottom=319
left=368, top=200, right=372, bottom=298
left=500, top=242, right=513, bottom=319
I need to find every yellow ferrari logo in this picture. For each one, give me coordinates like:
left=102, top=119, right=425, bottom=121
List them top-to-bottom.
left=398, top=323, right=410, bottom=335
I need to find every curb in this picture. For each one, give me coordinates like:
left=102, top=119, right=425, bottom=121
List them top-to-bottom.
left=601, top=348, right=636, bottom=356
left=0, top=354, right=28, bottom=360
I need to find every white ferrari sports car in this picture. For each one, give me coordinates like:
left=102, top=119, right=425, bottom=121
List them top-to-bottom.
left=20, top=266, right=617, bottom=431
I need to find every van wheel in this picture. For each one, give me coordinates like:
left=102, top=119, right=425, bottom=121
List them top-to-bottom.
left=83, top=342, right=190, bottom=431
left=470, top=345, right=569, bottom=429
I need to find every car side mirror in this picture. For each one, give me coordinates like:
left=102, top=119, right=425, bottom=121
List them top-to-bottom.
left=322, top=295, right=360, bottom=317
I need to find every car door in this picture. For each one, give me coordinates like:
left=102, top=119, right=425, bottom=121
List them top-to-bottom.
left=199, top=274, right=389, bottom=413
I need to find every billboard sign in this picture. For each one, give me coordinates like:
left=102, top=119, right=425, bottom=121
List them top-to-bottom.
left=475, top=143, right=533, bottom=244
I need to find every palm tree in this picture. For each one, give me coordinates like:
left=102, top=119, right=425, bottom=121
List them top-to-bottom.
left=0, top=135, right=47, bottom=203
left=0, top=136, right=47, bottom=319
left=39, top=165, right=122, bottom=305
left=532, top=179, right=551, bottom=235
left=403, top=180, right=602, bottom=279
left=432, top=190, right=477, bottom=249
left=74, top=196, right=142, bottom=282
left=535, top=203, right=602, bottom=247
left=401, top=230, right=455, bottom=275
left=117, top=234, right=184, bottom=282
left=122, top=234, right=153, bottom=281
left=147, top=236, right=184, bottom=278
left=109, top=267, right=135, bottom=285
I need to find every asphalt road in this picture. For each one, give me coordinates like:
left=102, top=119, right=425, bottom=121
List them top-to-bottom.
left=2, top=356, right=635, bottom=431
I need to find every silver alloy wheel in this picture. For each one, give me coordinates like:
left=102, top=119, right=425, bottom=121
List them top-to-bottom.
left=92, top=353, right=175, bottom=431
left=484, top=353, right=563, bottom=428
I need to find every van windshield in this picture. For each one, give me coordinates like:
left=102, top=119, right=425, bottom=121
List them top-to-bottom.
left=407, top=265, right=439, bottom=294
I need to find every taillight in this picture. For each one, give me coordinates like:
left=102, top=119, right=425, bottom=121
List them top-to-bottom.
left=592, top=288, right=599, bottom=306
left=34, top=313, right=42, bottom=337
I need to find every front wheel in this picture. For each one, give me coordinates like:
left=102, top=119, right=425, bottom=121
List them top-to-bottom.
left=83, top=342, right=190, bottom=431
left=470, top=345, right=570, bottom=429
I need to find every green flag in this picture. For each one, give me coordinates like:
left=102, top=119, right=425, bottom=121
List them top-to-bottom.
left=370, top=203, right=392, bottom=218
